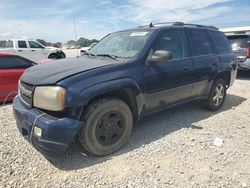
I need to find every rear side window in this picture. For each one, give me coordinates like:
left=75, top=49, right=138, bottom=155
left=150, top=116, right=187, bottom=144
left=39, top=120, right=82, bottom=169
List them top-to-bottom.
left=153, top=29, right=189, bottom=60
left=189, top=29, right=213, bottom=56
left=209, top=31, right=231, bottom=53
left=227, top=35, right=250, bottom=47
left=0, top=40, right=13, bottom=48
left=18, top=41, right=27, bottom=48
left=0, top=56, right=32, bottom=69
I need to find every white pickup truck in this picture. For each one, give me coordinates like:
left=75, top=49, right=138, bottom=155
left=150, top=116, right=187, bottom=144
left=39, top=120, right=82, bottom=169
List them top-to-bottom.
left=0, top=39, right=66, bottom=62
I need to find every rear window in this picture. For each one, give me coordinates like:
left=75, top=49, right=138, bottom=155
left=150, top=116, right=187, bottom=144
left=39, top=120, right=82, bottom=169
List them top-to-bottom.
left=209, top=31, right=232, bottom=53
left=227, top=35, right=250, bottom=47
left=0, top=40, right=14, bottom=48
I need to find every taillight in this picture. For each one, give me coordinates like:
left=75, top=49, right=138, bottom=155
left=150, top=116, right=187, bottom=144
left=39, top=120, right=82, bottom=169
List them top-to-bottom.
left=247, top=47, right=250, bottom=58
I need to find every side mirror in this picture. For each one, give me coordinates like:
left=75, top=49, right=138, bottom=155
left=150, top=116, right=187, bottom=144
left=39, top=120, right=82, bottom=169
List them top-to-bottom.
left=148, top=50, right=173, bottom=63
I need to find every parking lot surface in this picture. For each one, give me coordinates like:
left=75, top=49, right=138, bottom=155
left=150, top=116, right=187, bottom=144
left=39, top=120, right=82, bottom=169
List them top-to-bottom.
left=1, top=74, right=250, bottom=188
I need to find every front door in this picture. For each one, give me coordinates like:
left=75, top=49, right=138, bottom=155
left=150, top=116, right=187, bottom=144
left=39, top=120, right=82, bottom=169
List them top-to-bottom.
left=144, top=28, right=194, bottom=112
left=28, top=41, right=48, bottom=61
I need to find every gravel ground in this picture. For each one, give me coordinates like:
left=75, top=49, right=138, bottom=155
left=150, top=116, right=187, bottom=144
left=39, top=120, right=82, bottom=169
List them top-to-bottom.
left=1, top=73, right=250, bottom=188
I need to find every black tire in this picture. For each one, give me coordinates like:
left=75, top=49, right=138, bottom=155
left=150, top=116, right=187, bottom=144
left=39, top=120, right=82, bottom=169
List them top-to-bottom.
left=48, top=54, right=57, bottom=59
left=203, top=79, right=227, bottom=111
left=78, top=98, right=133, bottom=156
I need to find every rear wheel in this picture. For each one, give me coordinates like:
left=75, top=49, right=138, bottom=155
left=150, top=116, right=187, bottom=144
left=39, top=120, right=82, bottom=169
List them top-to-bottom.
left=203, top=79, right=227, bottom=111
left=78, top=98, right=133, bottom=156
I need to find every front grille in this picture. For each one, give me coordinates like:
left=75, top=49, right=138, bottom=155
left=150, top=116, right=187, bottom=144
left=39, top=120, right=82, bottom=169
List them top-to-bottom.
left=19, top=81, right=34, bottom=107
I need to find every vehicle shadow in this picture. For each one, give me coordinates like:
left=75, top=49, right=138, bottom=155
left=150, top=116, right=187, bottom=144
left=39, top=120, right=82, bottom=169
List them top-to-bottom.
left=237, top=70, right=250, bottom=80
left=49, top=94, right=246, bottom=171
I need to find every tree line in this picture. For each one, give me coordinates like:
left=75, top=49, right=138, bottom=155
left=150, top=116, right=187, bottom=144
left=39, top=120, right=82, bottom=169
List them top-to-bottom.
left=37, top=37, right=99, bottom=48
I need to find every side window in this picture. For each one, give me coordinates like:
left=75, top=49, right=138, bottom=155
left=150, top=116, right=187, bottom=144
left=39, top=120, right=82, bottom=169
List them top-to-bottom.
left=153, top=29, right=188, bottom=60
left=189, top=29, right=213, bottom=56
left=209, top=31, right=232, bottom=53
left=18, top=41, right=27, bottom=48
left=28, top=41, right=44, bottom=48
left=0, top=56, right=31, bottom=69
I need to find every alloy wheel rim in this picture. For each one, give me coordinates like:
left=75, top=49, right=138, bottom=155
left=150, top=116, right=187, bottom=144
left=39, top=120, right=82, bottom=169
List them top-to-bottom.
left=212, top=83, right=224, bottom=106
left=95, top=111, right=125, bottom=146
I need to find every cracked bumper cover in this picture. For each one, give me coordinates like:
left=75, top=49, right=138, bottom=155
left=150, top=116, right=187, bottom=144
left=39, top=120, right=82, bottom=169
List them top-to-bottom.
left=13, top=96, right=84, bottom=158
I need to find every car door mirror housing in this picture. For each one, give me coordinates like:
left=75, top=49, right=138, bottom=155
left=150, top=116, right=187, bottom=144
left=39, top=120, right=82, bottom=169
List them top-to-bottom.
left=148, top=50, right=173, bottom=63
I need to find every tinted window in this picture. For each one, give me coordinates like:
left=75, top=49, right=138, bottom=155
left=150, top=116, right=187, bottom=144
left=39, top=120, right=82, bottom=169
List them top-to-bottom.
left=153, top=29, right=188, bottom=60
left=189, top=29, right=213, bottom=56
left=209, top=31, right=231, bottom=53
left=227, top=35, right=250, bottom=47
left=0, top=40, right=13, bottom=48
left=18, top=41, right=27, bottom=48
left=28, top=41, right=44, bottom=48
left=0, top=56, right=32, bottom=69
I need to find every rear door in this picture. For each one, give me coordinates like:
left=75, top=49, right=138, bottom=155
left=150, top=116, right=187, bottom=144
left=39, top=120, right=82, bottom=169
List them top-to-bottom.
left=144, top=28, right=194, bottom=111
left=186, top=28, right=219, bottom=97
left=209, top=30, right=237, bottom=85
left=15, top=40, right=32, bottom=60
left=0, top=56, right=33, bottom=101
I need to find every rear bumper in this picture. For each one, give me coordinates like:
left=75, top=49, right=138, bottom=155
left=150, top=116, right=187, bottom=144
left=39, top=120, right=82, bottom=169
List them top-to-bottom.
left=238, top=58, right=250, bottom=70
left=13, top=96, right=84, bottom=158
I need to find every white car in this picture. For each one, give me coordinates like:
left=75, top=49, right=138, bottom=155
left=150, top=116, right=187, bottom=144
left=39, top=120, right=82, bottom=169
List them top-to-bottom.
left=0, top=39, right=66, bottom=62
left=80, top=42, right=97, bottom=55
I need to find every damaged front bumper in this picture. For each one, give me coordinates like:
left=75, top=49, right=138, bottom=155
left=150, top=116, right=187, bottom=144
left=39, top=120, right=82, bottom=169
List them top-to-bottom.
left=13, top=96, right=84, bottom=158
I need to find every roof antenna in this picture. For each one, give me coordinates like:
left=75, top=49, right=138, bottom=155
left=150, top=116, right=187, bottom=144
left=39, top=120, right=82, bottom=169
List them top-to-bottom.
left=74, top=15, right=79, bottom=57
left=149, top=23, right=153, bottom=27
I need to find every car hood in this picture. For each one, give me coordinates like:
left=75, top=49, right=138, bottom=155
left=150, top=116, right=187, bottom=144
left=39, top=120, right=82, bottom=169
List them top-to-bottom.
left=45, top=46, right=60, bottom=51
left=21, top=57, right=116, bottom=85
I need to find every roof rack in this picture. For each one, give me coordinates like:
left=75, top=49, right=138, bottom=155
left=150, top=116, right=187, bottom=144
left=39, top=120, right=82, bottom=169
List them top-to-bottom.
left=138, top=22, right=218, bottom=30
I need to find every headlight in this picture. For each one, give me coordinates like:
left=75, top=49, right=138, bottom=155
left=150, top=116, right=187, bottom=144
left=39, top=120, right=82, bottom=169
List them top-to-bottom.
left=33, top=86, right=66, bottom=111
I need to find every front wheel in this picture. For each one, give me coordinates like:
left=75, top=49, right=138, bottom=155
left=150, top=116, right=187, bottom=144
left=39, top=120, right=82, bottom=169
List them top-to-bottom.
left=48, top=54, right=57, bottom=60
left=203, top=79, right=227, bottom=111
left=78, top=98, right=133, bottom=156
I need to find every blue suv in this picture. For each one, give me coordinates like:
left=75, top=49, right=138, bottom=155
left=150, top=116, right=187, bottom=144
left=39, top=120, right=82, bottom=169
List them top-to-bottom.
left=13, top=22, right=237, bottom=158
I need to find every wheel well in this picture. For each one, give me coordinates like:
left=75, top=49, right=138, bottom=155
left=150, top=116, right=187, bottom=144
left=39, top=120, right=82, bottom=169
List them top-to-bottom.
left=48, top=53, right=57, bottom=59
left=215, top=71, right=231, bottom=88
left=85, top=89, right=138, bottom=121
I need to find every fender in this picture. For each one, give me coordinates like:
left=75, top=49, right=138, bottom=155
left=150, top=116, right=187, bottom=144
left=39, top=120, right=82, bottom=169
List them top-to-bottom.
left=206, top=66, right=233, bottom=95
left=66, top=78, right=145, bottom=116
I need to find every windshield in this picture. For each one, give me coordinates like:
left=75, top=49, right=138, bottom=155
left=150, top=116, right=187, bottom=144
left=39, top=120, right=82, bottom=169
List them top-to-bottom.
left=89, top=30, right=153, bottom=58
left=227, top=35, right=250, bottom=47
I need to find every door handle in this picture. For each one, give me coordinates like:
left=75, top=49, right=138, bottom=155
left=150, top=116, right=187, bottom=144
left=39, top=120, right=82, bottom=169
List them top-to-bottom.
left=18, top=50, right=23, bottom=52
left=31, top=50, right=35, bottom=52
left=212, top=62, right=218, bottom=66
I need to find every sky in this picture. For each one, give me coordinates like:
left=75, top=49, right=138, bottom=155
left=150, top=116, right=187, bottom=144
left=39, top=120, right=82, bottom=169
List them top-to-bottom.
left=0, top=0, right=249, bottom=42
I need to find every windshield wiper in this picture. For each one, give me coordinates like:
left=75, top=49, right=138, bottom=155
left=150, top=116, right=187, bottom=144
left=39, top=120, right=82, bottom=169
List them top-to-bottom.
left=82, top=51, right=96, bottom=57
left=96, top=54, right=118, bottom=61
